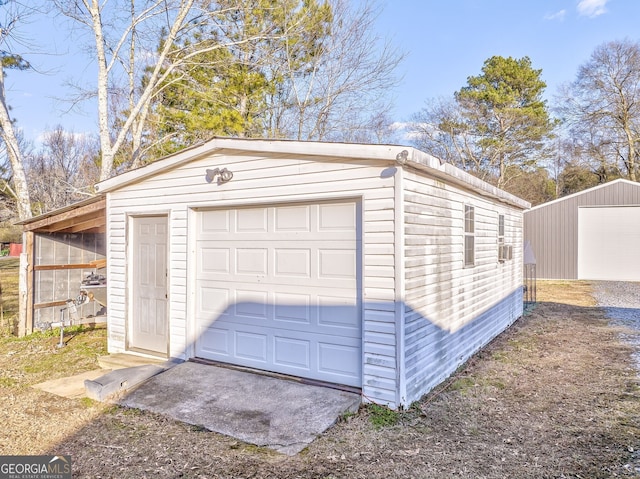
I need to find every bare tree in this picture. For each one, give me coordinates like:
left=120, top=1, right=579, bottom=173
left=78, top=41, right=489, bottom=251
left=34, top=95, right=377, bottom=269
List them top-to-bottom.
left=53, top=0, right=292, bottom=180
left=271, top=0, right=404, bottom=142
left=0, top=1, right=35, bottom=220
left=556, top=39, right=640, bottom=182
left=409, top=97, right=481, bottom=172
left=26, top=126, right=100, bottom=214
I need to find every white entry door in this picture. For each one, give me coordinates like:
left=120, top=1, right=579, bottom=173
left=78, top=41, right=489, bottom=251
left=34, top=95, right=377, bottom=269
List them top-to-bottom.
left=194, top=201, right=362, bottom=387
left=578, top=206, right=640, bottom=281
left=129, top=215, right=169, bottom=355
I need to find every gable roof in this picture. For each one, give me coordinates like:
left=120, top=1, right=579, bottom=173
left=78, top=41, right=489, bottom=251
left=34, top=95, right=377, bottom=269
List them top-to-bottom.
left=95, top=137, right=530, bottom=209
left=527, top=178, right=640, bottom=212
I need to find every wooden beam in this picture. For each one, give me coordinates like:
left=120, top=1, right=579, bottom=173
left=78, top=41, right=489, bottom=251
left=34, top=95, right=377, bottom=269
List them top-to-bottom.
left=22, top=197, right=105, bottom=232
left=37, top=212, right=103, bottom=233
left=68, top=217, right=106, bottom=233
left=90, top=258, right=107, bottom=269
left=34, top=263, right=97, bottom=271
left=34, top=300, right=68, bottom=310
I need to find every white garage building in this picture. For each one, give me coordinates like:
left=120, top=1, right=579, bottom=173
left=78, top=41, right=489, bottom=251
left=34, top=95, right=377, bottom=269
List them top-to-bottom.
left=96, top=138, right=528, bottom=408
left=524, top=179, right=640, bottom=281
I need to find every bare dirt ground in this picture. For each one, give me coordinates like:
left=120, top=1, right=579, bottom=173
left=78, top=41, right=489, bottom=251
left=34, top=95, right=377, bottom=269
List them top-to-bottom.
left=2, top=281, right=640, bottom=478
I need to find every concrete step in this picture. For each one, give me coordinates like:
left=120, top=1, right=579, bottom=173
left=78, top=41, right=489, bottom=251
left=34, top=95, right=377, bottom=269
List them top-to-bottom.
left=97, top=353, right=165, bottom=370
left=85, top=358, right=183, bottom=402
left=33, top=369, right=112, bottom=399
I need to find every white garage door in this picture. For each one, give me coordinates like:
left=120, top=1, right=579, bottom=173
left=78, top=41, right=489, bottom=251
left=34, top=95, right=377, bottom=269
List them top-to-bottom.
left=194, top=201, right=362, bottom=387
left=578, top=206, right=640, bottom=281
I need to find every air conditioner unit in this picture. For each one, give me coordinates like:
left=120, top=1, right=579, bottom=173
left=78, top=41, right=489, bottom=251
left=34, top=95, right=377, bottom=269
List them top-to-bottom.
left=498, top=244, right=513, bottom=262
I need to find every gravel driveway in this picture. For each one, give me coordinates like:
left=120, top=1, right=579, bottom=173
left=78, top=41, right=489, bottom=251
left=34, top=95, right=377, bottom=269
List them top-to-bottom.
left=592, top=281, right=640, bottom=369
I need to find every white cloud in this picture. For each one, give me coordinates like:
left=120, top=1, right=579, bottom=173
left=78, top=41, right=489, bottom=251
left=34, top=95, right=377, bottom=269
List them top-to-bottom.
left=577, top=0, right=609, bottom=18
left=544, top=9, right=566, bottom=21
left=391, top=121, right=429, bottom=141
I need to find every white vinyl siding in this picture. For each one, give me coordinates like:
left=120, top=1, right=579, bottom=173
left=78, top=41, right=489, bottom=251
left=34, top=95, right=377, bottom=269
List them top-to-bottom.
left=103, top=142, right=528, bottom=410
left=106, top=153, right=399, bottom=406
left=401, top=172, right=523, bottom=405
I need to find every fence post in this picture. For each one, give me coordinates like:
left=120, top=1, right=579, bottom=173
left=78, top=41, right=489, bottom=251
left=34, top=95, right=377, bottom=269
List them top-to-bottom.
left=18, top=231, right=34, bottom=337
left=18, top=252, right=28, bottom=336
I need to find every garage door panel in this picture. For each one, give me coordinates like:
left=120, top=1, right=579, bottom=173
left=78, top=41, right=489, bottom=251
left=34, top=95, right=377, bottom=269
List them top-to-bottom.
left=195, top=201, right=362, bottom=388
left=318, top=202, right=357, bottom=231
left=274, top=205, right=311, bottom=232
left=236, top=208, right=268, bottom=232
left=200, top=209, right=230, bottom=232
left=199, top=232, right=357, bottom=242
left=197, top=242, right=356, bottom=281
left=199, top=247, right=230, bottom=274
left=236, top=248, right=268, bottom=275
left=274, top=249, right=311, bottom=277
left=319, top=249, right=357, bottom=279
left=198, top=271, right=356, bottom=290
left=196, top=282, right=358, bottom=314
left=197, top=286, right=231, bottom=317
left=235, top=292, right=269, bottom=320
left=273, top=293, right=311, bottom=323
left=318, top=295, right=360, bottom=330
left=202, top=311, right=360, bottom=338
left=197, top=324, right=362, bottom=384
left=198, top=327, right=230, bottom=356
left=235, top=331, right=268, bottom=362
left=273, top=337, right=310, bottom=369
left=318, top=342, right=361, bottom=380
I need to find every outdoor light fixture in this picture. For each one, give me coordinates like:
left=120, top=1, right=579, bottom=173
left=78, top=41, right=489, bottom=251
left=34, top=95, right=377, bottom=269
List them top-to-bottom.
left=396, top=149, right=409, bottom=163
left=205, top=167, right=233, bottom=183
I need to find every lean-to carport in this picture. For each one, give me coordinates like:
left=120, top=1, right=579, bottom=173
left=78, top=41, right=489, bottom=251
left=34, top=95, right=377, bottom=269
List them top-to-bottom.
left=17, top=196, right=106, bottom=336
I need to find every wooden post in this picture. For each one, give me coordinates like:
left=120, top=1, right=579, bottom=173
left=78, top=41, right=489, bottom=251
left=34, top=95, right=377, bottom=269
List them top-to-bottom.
left=18, top=231, right=34, bottom=337
left=25, top=231, right=34, bottom=335
left=18, top=252, right=27, bottom=337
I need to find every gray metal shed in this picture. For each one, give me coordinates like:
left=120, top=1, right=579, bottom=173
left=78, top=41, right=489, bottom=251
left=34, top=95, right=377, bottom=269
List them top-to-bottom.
left=523, top=179, right=640, bottom=280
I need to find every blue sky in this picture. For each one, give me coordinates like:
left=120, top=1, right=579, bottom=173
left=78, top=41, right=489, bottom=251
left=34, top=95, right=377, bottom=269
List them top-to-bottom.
left=7, top=0, right=640, bottom=145
left=378, top=0, right=640, bottom=122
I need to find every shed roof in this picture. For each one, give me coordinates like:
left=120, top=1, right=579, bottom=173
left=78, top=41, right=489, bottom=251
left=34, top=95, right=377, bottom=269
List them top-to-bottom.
left=95, top=137, right=530, bottom=209
left=527, top=178, right=640, bottom=212
left=17, top=195, right=106, bottom=233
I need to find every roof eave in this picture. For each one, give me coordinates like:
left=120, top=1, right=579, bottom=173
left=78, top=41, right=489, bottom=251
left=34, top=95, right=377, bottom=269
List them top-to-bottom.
left=95, top=138, right=529, bottom=210
left=399, top=148, right=530, bottom=210
left=526, top=178, right=639, bottom=212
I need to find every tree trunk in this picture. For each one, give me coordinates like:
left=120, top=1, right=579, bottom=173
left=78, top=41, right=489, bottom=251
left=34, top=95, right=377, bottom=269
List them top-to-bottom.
left=87, top=0, right=114, bottom=181
left=0, top=64, right=31, bottom=220
left=624, top=125, right=637, bottom=181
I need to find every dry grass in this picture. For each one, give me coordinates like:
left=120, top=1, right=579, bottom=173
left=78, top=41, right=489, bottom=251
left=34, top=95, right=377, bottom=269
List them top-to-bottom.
left=0, top=257, right=20, bottom=335
left=2, top=280, right=640, bottom=478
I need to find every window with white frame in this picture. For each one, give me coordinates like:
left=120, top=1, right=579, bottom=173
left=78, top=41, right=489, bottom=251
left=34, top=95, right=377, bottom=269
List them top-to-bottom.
left=464, top=205, right=475, bottom=267
left=498, top=213, right=505, bottom=262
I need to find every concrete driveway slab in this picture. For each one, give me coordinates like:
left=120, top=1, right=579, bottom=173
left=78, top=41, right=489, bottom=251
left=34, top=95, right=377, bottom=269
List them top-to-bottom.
left=117, top=361, right=361, bottom=455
